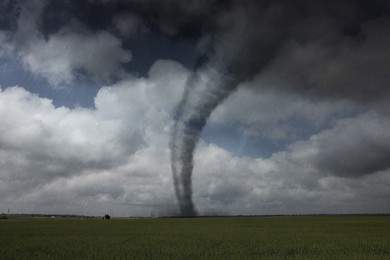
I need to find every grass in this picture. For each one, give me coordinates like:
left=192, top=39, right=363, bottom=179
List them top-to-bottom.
left=0, top=215, right=389, bottom=259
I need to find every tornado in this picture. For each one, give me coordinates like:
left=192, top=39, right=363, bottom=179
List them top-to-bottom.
left=168, top=0, right=324, bottom=215
left=170, top=63, right=240, bottom=216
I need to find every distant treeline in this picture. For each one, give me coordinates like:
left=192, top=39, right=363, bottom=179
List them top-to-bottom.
left=1, top=213, right=389, bottom=220
left=2, top=213, right=100, bottom=219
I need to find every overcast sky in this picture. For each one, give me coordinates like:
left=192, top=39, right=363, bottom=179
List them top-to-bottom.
left=0, top=0, right=389, bottom=217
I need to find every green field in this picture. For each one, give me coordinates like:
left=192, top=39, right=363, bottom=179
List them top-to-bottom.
left=1, top=215, right=389, bottom=259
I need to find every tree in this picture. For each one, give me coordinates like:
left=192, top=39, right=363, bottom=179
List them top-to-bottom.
left=104, top=214, right=110, bottom=220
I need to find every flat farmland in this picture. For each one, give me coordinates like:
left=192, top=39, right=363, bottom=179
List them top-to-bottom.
left=1, top=215, right=389, bottom=259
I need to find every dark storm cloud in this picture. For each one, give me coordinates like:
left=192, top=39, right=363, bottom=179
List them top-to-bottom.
left=0, top=0, right=132, bottom=86
left=1, top=0, right=390, bottom=215
left=3, top=0, right=388, bottom=95
left=79, top=0, right=389, bottom=215
left=87, top=0, right=390, bottom=79
left=161, top=0, right=389, bottom=214
left=166, top=0, right=306, bottom=215
left=0, top=1, right=18, bottom=30
left=259, top=15, right=390, bottom=104
left=310, top=113, right=390, bottom=177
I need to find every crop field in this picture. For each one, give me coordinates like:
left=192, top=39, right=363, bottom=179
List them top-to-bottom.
left=1, top=215, right=389, bottom=259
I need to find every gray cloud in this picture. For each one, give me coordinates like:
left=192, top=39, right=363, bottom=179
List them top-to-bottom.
left=1, top=0, right=390, bottom=216
left=1, top=0, right=132, bottom=86
left=134, top=0, right=390, bottom=215
left=113, top=13, right=147, bottom=37
left=258, top=15, right=390, bottom=104
left=0, top=60, right=187, bottom=215
left=1, top=62, right=390, bottom=215
left=210, top=84, right=355, bottom=140
left=0, top=86, right=145, bottom=199
left=276, top=112, right=390, bottom=178
left=309, top=113, right=390, bottom=177
left=191, top=141, right=390, bottom=215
